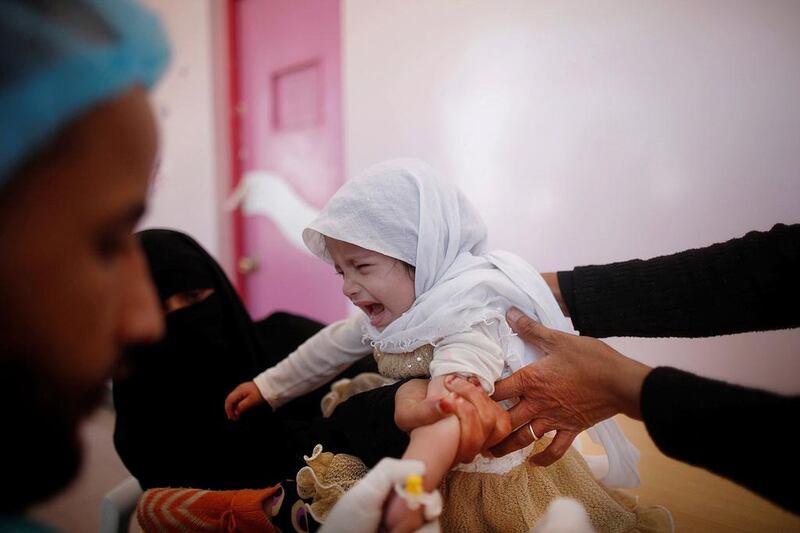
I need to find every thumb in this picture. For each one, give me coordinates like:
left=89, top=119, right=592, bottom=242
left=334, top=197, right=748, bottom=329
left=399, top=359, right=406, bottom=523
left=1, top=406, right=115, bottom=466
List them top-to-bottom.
left=506, top=308, right=555, bottom=347
left=492, top=369, right=527, bottom=401
left=406, top=396, right=451, bottom=429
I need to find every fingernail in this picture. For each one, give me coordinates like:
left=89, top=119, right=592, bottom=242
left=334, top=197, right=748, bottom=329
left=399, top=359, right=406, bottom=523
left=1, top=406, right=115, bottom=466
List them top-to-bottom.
left=507, top=308, right=523, bottom=323
left=445, top=375, right=456, bottom=385
left=437, top=399, right=453, bottom=414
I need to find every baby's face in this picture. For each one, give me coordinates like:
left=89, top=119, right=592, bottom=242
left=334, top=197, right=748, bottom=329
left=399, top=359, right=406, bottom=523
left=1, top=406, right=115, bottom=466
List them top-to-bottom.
left=325, top=237, right=415, bottom=331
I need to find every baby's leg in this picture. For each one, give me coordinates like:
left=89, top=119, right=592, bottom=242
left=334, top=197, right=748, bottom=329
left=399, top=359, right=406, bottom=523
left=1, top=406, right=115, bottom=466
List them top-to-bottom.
left=384, top=376, right=460, bottom=529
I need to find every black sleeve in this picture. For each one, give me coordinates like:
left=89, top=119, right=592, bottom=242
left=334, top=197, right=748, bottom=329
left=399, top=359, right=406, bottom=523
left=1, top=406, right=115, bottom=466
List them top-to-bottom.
left=557, top=223, right=800, bottom=338
left=641, top=367, right=799, bottom=514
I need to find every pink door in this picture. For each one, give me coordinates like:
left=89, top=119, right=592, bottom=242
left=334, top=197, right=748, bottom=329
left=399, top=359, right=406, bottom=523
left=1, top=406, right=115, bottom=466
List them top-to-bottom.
left=234, top=0, right=347, bottom=323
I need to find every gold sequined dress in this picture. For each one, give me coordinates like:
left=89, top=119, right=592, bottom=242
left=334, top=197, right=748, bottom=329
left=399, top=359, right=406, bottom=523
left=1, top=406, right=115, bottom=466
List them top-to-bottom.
left=298, top=341, right=673, bottom=532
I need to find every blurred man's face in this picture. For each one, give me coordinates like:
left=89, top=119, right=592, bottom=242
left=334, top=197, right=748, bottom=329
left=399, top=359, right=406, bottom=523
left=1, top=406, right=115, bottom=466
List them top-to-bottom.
left=0, top=87, right=164, bottom=510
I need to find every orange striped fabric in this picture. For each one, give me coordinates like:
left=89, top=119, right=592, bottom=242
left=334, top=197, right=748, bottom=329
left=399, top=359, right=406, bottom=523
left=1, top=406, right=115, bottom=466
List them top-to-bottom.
left=137, top=485, right=282, bottom=532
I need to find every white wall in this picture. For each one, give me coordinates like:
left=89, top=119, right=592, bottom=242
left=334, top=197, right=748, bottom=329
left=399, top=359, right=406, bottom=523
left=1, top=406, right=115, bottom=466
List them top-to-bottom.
left=138, top=0, right=233, bottom=273
left=344, top=0, right=800, bottom=393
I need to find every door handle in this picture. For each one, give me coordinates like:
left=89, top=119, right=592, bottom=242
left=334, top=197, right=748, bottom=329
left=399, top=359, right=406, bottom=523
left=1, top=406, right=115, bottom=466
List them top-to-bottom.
left=237, top=256, right=260, bottom=275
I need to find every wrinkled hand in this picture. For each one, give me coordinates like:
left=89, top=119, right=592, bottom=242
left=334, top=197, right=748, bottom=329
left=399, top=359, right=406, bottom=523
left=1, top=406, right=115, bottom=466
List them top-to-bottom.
left=491, top=309, right=650, bottom=465
left=395, top=377, right=511, bottom=465
left=224, top=381, right=265, bottom=420
left=320, top=458, right=438, bottom=533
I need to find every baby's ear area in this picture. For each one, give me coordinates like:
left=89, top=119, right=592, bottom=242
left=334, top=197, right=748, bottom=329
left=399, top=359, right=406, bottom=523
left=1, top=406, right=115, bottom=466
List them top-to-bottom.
left=404, top=262, right=416, bottom=281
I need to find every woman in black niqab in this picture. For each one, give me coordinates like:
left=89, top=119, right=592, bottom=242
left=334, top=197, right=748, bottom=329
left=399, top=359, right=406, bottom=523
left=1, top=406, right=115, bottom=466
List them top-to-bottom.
left=113, top=229, right=406, bottom=491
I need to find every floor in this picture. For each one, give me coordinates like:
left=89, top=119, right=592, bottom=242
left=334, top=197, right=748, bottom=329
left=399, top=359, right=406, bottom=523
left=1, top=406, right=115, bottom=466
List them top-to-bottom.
left=27, top=411, right=800, bottom=532
left=587, top=417, right=800, bottom=532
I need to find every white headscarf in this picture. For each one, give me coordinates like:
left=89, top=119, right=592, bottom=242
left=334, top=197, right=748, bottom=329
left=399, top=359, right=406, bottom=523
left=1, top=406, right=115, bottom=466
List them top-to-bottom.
left=303, top=158, right=640, bottom=487
left=304, top=158, right=561, bottom=350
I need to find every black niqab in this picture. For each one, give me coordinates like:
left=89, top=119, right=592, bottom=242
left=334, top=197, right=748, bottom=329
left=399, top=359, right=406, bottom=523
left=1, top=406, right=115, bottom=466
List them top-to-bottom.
left=113, top=229, right=407, bottom=491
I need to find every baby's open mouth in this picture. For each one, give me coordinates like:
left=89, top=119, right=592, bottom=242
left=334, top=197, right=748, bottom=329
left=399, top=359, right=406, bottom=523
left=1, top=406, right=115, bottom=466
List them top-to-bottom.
left=353, top=300, right=388, bottom=328
left=364, top=303, right=385, bottom=319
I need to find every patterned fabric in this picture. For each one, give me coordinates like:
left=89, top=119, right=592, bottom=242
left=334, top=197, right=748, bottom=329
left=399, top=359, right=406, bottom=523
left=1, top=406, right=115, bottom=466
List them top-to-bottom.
left=372, top=344, right=434, bottom=379
left=320, top=372, right=394, bottom=417
left=292, top=437, right=673, bottom=533
left=439, top=437, right=674, bottom=532
left=296, top=444, right=369, bottom=523
left=137, top=486, right=281, bottom=532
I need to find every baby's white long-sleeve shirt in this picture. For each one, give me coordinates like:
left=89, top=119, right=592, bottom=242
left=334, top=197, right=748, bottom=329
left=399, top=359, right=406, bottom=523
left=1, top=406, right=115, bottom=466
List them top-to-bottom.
left=253, top=313, right=507, bottom=408
left=253, top=314, right=369, bottom=409
left=427, top=322, right=506, bottom=395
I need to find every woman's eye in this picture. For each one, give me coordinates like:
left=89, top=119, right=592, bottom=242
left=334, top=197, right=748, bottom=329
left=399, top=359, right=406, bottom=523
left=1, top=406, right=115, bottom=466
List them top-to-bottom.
left=356, top=264, right=371, bottom=271
left=164, top=288, right=214, bottom=314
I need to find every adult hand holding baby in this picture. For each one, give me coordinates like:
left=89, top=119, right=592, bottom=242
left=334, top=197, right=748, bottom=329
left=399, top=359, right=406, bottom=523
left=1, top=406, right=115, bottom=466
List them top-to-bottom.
left=491, top=308, right=650, bottom=465
left=225, top=381, right=266, bottom=420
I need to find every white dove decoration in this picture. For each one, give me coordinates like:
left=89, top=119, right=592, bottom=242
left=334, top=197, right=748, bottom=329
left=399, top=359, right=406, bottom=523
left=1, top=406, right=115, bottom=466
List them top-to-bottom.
left=226, top=170, right=319, bottom=255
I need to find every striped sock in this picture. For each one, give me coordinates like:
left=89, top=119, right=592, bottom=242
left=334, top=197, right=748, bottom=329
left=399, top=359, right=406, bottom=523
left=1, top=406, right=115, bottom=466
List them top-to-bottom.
left=137, top=485, right=282, bottom=532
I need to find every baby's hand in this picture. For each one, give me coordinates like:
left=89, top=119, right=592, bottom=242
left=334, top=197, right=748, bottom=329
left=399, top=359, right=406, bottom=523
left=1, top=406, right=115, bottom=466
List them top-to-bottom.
left=224, top=381, right=265, bottom=420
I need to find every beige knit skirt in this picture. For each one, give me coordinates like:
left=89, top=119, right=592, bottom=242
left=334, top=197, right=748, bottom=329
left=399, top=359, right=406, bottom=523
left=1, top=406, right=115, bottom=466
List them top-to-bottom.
left=440, top=437, right=672, bottom=532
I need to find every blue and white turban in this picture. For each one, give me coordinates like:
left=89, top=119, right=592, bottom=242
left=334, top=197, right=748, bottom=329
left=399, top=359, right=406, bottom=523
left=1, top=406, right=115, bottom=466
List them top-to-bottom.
left=0, top=0, right=170, bottom=183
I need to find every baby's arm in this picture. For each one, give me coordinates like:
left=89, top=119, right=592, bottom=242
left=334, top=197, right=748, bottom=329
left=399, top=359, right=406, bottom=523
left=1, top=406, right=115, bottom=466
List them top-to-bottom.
left=226, top=314, right=368, bottom=417
left=405, top=324, right=508, bottom=474
left=427, top=324, right=507, bottom=395
left=385, top=325, right=507, bottom=528
left=384, top=375, right=460, bottom=529
left=401, top=376, right=461, bottom=486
